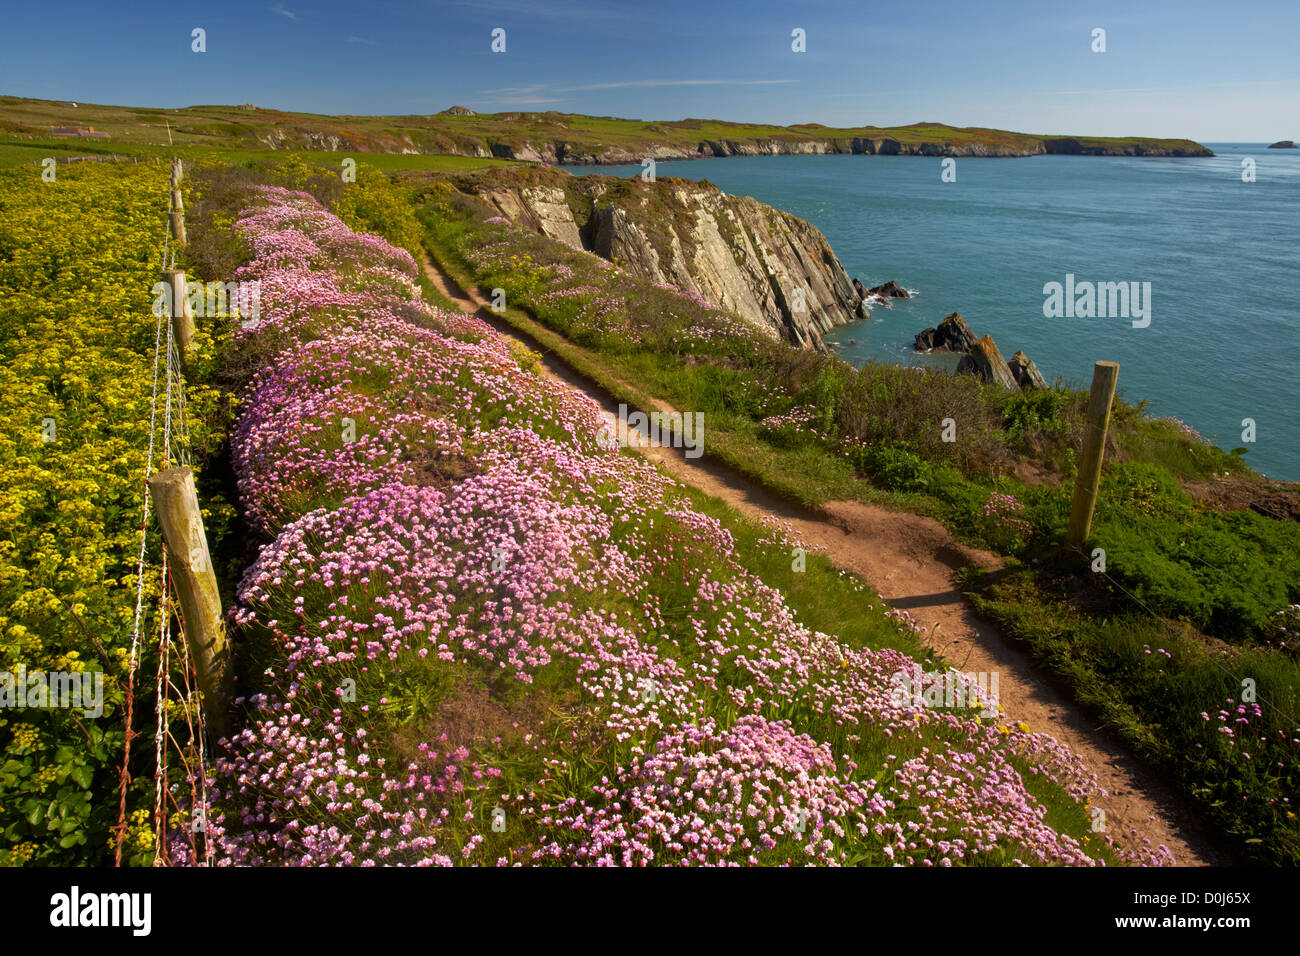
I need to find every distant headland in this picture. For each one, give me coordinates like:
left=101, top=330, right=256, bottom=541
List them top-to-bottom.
left=0, top=94, right=1214, bottom=165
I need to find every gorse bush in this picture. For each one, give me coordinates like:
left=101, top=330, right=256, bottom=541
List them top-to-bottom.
left=1001, top=389, right=1073, bottom=449
left=853, top=441, right=934, bottom=493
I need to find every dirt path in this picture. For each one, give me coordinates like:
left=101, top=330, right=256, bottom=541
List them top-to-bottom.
left=421, top=254, right=1225, bottom=866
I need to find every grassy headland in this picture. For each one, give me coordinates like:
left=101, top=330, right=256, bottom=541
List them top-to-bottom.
left=0, top=94, right=1213, bottom=166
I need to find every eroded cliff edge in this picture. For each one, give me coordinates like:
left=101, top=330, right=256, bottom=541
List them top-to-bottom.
left=451, top=167, right=866, bottom=349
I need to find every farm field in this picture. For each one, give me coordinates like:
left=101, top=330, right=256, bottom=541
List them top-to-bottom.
left=0, top=94, right=1212, bottom=166
left=0, top=134, right=517, bottom=172
left=0, top=161, right=233, bottom=865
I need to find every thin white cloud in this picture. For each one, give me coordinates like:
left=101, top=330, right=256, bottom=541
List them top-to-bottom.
left=271, top=3, right=298, bottom=20
left=347, top=35, right=379, bottom=45
left=480, top=78, right=797, bottom=95
left=561, top=79, right=796, bottom=92
left=480, top=85, right=546, bottom=96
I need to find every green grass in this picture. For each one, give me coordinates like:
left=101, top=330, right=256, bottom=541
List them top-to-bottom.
left=0, top=94, right=1212, bottom=163
left=0, top=135, right=516, bottom=172
left=0, top=141, right=81, bottom=168
left=195, top=159, right=1126, bottom=865
left=412, top=171, right=1300, bottom=863
left=964, top=563, right=1300, bottom=864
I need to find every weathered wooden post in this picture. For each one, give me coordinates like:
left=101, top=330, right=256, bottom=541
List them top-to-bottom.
left=168, top=160, right=186, bottom=243
left=169, top=201, right=187, bottom=244
left=162, top=268, right=196, bottom=357
left=1067, top=361, right=1119, bottom=549
left=146, top=467, right=230, bottom=740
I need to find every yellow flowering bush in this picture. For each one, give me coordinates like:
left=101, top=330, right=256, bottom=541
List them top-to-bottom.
left=0, top=162, right=228, bottom=865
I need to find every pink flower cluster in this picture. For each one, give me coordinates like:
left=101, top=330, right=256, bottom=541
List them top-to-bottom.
left=191, top=186, right=1171, bottom=867
left=981, top=492, right=1034, bottom=536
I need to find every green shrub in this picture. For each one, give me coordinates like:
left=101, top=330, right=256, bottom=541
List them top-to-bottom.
left=1002, top=389, right=1071, bottom=442
left=855, top=441, right=934, bottom=492
left=1101, top=462, right=1195, bottom=522
left=1094, top=512, right=1294, bottom=640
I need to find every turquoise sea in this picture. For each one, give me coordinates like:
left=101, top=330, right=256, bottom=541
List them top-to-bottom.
left=564, top=145, right=1299, bottom=480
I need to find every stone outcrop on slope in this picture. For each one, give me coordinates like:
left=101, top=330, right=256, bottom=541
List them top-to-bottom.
left=465, top=169, right=864, bottom=349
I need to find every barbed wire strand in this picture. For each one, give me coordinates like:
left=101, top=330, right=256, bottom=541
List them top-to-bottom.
left=113, top=173, right=176, bottom=866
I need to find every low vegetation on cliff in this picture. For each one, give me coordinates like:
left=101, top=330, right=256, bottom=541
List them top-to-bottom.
left=0, top=95, right=1214, bottom=169
left=161, top=162, right=1154, bottom=867
left=416, top=168, right=1300, bottom=863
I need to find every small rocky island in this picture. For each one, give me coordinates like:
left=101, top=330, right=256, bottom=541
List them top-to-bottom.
left=1267, top=140, right=1297, bottom=149
left=914, top=312, right=1046, bottom=391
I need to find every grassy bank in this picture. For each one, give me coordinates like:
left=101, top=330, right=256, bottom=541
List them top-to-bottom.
left=0, top=94, right=1212, bottom=162
left=0, top=135, right=518, bottom=172
left=166, top=159, right=1153, bottom=867
left=414, top=174, right=1300, bottom=863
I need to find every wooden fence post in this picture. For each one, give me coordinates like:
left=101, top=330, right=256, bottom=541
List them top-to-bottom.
left=168, top=159, right=186, bottom=243
left=169, top=204, right=186, bottom=245
left=162, top=268, right=196, bottom=358
left=1067, top=361, right=1119, bottom=549
left=146, top=467, right=230, bottom=740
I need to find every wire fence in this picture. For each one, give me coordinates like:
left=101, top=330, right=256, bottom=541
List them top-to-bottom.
left=113, top=161, right=211, bottom=867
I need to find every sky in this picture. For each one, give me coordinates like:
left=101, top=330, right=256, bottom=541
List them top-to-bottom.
left=1, top=0, right=1296, bottom=141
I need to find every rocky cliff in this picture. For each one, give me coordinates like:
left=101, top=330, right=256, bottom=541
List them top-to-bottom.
left=476, top=135, right=1212, bottom=164
left=461, top=168, right=866, bottom=348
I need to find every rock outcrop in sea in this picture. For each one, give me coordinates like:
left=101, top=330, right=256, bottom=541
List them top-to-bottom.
left=866, top=280, right=911, bottom=300
left=914, top=312, right=976, bottom=353
left=914, top=313, right=1045, bottom=391
left=956, top=335, right=1020, bottom=390
left=1008, top=350, right=1048, bottom=389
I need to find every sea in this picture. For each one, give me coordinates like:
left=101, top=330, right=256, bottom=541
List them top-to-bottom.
left=562, top=145, right=1299, bottom=481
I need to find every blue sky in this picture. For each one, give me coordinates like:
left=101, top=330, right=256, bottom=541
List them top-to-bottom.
left=2, top=0, right=1296, bottom=140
